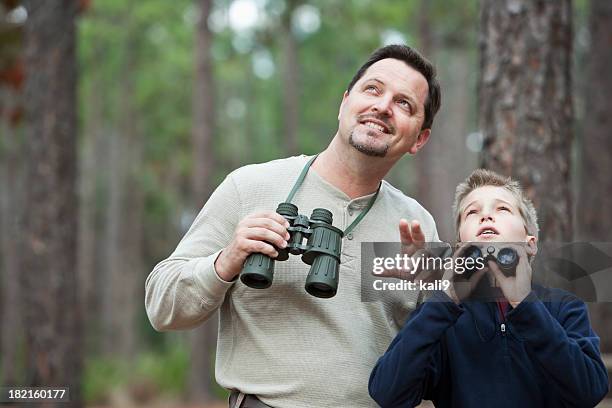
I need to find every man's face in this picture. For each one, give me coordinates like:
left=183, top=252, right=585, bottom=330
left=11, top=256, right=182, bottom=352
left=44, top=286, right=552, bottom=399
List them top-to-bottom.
left=338, top=58, right=431, bottom=159
left=458, top=186, right=535, bottom=244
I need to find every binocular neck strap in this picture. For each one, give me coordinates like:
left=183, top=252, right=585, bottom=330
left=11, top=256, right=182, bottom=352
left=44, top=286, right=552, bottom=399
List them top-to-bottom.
left=285, top=154, right=381, bottom=236
left=285, top=155, right=318, bottom=204
left=343, top=185, right=380, bottom=236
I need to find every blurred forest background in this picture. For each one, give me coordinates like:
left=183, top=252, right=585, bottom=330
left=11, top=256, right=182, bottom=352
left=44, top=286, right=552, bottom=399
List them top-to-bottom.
left=1, top=0, right=611, bottom=407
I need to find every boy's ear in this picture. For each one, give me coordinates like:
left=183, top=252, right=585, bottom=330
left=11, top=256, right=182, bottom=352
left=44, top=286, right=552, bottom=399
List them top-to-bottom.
left=526, top=235, right=538, bottom=257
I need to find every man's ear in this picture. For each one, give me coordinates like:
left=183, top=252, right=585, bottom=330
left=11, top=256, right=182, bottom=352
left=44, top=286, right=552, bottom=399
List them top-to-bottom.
left=338, top=90, right=349, bottom=121
left=408, top=128, right=431, bottom=155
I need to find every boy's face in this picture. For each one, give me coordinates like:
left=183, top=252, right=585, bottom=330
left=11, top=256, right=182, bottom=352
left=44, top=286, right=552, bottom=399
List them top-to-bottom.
left=458, top=186, right=536, bottom=245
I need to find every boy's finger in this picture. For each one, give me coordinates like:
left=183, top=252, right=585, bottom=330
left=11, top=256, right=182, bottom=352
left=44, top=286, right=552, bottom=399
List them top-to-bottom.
left=399, top=219, right=414, bottom=245
left=410, top=220, right=425, bottom=247
left=452, top=242, right=475, bottom=258
left=487, top=260, right=506, bottom=283
left=468, top=267, right=487, bottom=285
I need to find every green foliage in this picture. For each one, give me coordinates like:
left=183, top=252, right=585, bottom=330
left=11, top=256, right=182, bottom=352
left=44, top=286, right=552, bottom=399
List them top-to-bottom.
left=83, top=347, right=189, bottom=403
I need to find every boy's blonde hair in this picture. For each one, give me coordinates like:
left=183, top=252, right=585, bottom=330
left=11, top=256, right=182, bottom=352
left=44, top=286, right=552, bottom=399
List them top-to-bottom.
left=452, top=169, right=539, bottom=241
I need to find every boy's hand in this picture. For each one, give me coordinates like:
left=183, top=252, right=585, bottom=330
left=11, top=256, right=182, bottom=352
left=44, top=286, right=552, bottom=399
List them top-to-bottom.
left=399, top=218, right=425, bottom=257
left=371, top=219, right=440, bottom=284
left=443, top=243, right=488, bottom=304
left=487, top=244, right=536, bottom=307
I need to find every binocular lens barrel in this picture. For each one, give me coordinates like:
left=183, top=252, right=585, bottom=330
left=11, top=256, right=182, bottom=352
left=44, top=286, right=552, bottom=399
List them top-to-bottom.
left=462, top=245, right=519, bottom=278
left=497, top=247, right=518, bottom=269
left=241, top=253, right=275, bottom=289
left=305, top=254, right=340, bottom=298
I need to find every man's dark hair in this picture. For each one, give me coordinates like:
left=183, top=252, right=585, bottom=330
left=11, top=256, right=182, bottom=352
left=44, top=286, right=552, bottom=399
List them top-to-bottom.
left=346, top=44, right=441, bottom=130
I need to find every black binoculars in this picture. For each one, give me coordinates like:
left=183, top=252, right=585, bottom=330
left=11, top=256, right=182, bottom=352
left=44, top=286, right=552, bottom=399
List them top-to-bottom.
left=240, top=203, right=344, bottom=298
left=463, top=245, right=519, bottom=278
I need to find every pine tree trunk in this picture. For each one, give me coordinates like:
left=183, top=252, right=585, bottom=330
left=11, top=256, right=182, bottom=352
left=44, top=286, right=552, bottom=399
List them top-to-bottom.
left=189, top=0, right=217, bottom=402
left=281, top=0, right=300, bottom=156
left=414, top=0, right=474, bottom=242
left=479, top=0, right=573, bottom=241
left=579, top=0, right=612, bottom=353
left=20, top=1, right=82, bottom=405
left=101, top=30, right=140, bottom=359
left=78, top=68, right=103, bottom=353
left=0, top=105, right=24, bottom=386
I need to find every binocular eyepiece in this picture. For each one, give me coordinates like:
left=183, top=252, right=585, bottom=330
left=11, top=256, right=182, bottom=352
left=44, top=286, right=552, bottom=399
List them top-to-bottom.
left=240, top=203, right=344, bottom=298
left=463, top=245, right=519, bottom=278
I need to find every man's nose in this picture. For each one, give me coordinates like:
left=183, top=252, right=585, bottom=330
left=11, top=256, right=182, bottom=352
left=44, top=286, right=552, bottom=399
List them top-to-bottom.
left=371, top=95, right=393, bottom=116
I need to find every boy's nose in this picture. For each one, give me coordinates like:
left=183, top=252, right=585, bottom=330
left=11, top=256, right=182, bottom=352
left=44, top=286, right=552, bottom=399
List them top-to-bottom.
left=480, top=214, right=494, bottom=223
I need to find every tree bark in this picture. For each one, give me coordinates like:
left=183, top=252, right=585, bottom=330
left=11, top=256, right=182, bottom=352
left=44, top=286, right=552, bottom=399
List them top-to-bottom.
left=20, top=0, right=82, bottom=405
left=189, top=0, right=217, bottom=402
left=479, top=0, right=573, bottom=241
left=579, top=0, right=612, bottom=353
left=0, top=97, right=24, bottom=386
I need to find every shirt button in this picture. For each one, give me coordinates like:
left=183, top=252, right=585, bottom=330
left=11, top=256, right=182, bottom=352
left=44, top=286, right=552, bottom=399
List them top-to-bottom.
left=348, top=209, right=354, bottom=216
left=347, top=233, right=354, bottom=240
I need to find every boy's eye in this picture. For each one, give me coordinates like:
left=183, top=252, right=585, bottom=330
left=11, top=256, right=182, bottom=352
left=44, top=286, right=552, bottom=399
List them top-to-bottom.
left=498, top=206, right=511, bottom=212
left=466, top=209, right=477, bottom=216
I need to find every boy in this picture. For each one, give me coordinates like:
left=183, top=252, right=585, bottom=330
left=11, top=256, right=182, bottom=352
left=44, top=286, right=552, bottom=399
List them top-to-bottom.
left=369, top=169, right=609, bottom=407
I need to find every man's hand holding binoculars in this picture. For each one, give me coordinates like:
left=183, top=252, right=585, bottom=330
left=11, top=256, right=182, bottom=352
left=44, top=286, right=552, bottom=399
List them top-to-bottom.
left=215, top=211, right=290, bottom=282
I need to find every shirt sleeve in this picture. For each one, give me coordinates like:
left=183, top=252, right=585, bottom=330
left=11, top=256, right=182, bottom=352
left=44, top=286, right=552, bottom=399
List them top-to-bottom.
left=145, top=172, right=242, bottom=331
left=369, top=291, right=464, bottom=407
left=507, top=291, right=609, bottom=407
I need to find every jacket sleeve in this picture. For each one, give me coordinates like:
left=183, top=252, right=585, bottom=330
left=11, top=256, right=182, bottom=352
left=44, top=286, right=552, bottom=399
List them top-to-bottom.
left=145, top=173, right=241, bottom=331
left=369, top=291, right=464, bottom=407
left=508, top=291, right=609, bottom=407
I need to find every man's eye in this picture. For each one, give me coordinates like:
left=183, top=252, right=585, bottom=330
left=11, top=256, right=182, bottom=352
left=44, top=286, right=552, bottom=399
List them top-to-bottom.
left=364, top=85, right=378, bottom=93
left=398, top=99, right=411, bottom=110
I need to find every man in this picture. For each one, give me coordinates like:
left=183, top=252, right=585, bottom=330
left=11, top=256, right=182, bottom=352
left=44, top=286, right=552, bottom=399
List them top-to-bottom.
left=145, top=44, right=442, bottom=408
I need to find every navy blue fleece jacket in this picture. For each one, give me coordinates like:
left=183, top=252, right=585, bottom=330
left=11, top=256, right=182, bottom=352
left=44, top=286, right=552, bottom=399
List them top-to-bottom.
left=369, top=286, right=609, bottom=408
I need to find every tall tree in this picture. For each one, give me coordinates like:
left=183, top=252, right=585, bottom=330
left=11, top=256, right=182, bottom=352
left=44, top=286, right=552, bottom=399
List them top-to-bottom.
left=20, top=0, right=82, bottom=405
left=189, top=0, right=217, bottom=402
left=281, top=0, right=300, bottom=155
left=413, top=0, right=476, bottom=242
left=479, top=0, right=574, bottom=241
left=579, top=0, right=612, bottom=352
left=579, top=0, right=612, bottom=242
left=0, top=6, right=25, bottom=384
left=100, top=27, right=141, bottom=358
left=77, top=52, right=103, bottom=353
left=0, top=98, right=24, bottom=386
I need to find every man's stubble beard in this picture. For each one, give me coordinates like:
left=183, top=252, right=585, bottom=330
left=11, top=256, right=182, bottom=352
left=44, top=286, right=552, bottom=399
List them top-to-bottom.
left=348, top=129, right=389, bottom=157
